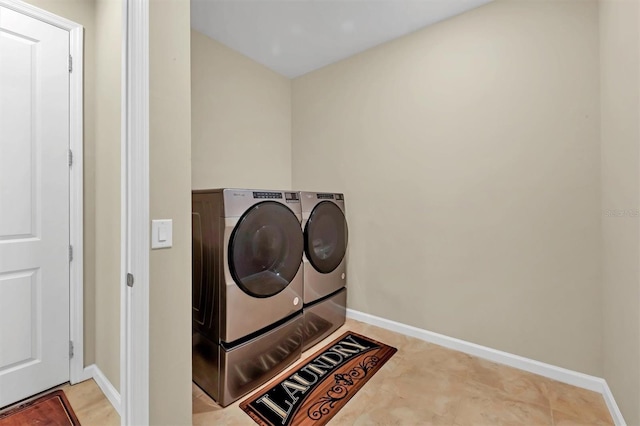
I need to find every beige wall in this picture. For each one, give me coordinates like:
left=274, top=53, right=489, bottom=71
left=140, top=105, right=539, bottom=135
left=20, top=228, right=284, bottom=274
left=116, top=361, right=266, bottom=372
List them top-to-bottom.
left=21, top=0, right=99, bottom=369
left=93, top=0, right=121, bottom=390
left=149, top=0, right=192, bottom=424
left=292, top=0, right=603, bottom=375
left=600, top=0, right=640, bottom=423
left=191, top=30, right=292, bottom=191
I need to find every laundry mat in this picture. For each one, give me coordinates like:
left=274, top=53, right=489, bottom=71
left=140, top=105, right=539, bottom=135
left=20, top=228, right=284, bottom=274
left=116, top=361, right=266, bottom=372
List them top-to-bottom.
left=240, top=331, right=397, bottom=426
left=0, top=390, right=80, bottom=426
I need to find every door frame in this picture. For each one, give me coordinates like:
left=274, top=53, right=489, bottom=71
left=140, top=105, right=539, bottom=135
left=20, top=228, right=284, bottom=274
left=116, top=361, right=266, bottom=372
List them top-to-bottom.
left=0, top=0, right=84, bottom=386
left=120, top=0, right=149, bottom=424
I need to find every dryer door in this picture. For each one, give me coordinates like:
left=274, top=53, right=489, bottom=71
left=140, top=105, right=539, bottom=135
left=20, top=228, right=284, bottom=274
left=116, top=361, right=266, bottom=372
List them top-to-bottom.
left=229, top=201, right=304, bottom=298
left=305, top=201, right=348, bottom=274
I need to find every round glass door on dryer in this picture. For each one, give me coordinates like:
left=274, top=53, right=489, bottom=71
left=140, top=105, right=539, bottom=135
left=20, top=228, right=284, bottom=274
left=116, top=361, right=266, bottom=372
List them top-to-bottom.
left=221, top=189, right=304, bottom=344
left=300, top=192, right=348, bottom=305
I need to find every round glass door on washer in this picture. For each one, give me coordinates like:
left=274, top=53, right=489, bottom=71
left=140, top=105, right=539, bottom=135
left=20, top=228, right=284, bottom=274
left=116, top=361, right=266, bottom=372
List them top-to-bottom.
left=192, top=189, right=304, bottom=406
left=300, top=192, right=348, bottom=304
left=229, top=200, right=304, bottom=299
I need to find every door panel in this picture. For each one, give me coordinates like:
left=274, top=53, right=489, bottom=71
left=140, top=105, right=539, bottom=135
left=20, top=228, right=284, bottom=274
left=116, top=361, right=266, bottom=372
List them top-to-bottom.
left=0, top=6, right=70, bottom=407
left=0, top=28, right=37, bottom=239
left=229, top=201, right=303, bottom=298
left=304, top=201, right=348, bottom=274
left=0, top=269, right=39, bottom=369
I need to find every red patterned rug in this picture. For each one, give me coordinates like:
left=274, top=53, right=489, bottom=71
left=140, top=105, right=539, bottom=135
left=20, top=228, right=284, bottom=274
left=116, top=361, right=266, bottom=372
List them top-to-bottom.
left=240, top=331, right=397, bottom=426
left=0, top=390, right=80, bottom=426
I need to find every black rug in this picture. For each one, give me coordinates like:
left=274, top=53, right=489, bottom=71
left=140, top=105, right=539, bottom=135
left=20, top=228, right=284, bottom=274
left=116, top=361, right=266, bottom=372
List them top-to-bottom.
left=240, top=331, right=397, bottom=426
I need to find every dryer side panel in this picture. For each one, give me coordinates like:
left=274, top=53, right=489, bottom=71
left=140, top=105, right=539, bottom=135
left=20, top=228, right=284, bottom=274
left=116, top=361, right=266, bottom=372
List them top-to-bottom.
left=192, top=191, right=223, bottom=343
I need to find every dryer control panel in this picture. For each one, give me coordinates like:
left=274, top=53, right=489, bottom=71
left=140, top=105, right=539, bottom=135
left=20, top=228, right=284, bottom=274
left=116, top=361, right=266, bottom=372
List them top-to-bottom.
left=253, top=191, right=283, bottom=199
left=285, top=192, right=300, bottom=203
left=317, top=193, right=344, bottom=201
left=317, top=193, right=335, bottom=200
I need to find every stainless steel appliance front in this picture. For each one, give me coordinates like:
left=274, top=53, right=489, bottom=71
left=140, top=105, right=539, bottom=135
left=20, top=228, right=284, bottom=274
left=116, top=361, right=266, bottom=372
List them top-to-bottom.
left=192, top=188, right=305, bottom=406
left=192, top=188, right=304, bottom=344
left=299, top=191, right=348, bottom=305
left=302, top=288, right=347, bottom=352
left=193, top=313, right=303, bottom=407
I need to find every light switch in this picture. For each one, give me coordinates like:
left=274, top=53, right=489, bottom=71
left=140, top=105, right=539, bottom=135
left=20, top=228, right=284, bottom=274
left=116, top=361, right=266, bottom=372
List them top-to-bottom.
left=151, top=219, right=172, bottom=249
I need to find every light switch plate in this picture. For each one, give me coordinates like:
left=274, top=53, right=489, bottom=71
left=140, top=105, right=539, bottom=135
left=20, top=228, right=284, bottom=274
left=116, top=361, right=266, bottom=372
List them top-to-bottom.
left=151, top=219, right=172, bottom=249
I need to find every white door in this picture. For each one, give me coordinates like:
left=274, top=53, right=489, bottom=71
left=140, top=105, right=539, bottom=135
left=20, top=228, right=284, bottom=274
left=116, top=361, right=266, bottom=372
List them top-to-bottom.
left=0, top=6, right=70, bottom=407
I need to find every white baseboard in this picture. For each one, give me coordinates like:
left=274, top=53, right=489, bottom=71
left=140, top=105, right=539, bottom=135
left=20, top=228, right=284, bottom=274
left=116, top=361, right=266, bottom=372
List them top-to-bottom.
left=346, top=308, right=626, bottom=426
left=82, top=364, right=122, bottom=416
left=77, top=365, right=94, bottom=383
left=602, top=380, right=626, bottom=426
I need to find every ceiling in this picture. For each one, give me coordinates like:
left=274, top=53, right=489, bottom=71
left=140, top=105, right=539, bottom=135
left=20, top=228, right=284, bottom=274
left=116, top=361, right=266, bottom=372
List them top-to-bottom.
left=191, top=0, right=493, bottom=78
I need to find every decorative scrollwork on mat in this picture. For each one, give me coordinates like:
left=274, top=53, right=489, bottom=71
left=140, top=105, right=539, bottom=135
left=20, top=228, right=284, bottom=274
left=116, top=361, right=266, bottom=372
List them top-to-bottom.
left=306, top=355, right=381, bottom=421
left=349, top=355, right=379, bottom=380
left=307, top=382, right=349, bottom=420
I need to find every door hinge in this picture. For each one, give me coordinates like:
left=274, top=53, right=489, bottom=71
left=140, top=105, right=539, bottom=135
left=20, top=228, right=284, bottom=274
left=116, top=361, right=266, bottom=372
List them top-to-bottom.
left=68, top=55, right=72, bottom=73
left=68, top=149, right=73, bottom=167
left=69, top=245, right=73, bottom=262
left=69, top=341, right=74, bottom=358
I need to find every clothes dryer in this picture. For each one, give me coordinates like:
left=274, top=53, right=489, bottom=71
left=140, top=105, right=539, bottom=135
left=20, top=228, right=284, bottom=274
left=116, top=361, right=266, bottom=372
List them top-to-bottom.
left=192, top=188, right=304, bottom=406
left=299, top=191, right=348, bottom=351
left=300, top=191, right=348, bottom=304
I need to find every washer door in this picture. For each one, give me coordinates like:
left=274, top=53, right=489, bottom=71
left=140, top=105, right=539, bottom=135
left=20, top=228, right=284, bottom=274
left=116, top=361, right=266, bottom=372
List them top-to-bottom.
left=229, top=201, right=303, bottom=298
left=305, top=201, right=348, bottom=274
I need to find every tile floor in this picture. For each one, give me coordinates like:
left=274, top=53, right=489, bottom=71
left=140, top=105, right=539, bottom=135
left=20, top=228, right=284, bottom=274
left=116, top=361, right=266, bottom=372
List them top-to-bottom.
left=15, top=318, right=611, bottom=425
left=194, top=318, right=614, bottom=425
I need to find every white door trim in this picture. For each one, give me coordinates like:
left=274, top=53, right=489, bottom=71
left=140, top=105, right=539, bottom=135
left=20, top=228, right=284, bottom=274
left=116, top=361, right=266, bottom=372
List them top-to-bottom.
left=0, top=0, right=84, bottom=387
left=120, top=0, right=149, bottom=424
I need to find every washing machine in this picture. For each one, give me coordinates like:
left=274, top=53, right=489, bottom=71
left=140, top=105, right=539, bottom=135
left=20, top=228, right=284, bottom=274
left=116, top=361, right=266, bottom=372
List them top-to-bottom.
left=192, top=188, right=304, bottom=406
left=299, top=191, right=348, bottom=351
